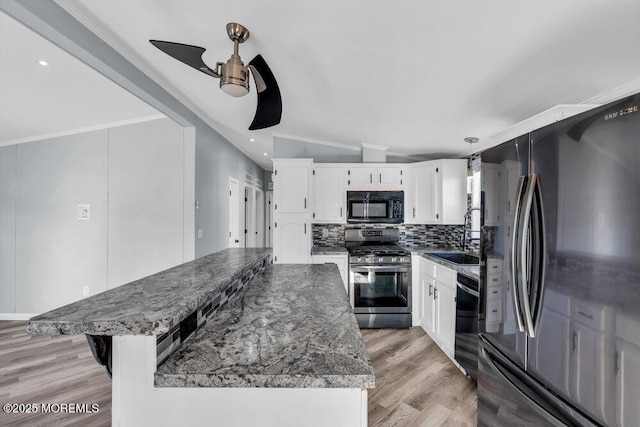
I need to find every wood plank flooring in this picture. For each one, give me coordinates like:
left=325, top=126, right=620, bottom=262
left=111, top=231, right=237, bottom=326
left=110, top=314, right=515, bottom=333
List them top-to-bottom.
left=0, top=321, right=110, bottom=426
left=1, top=321, right=476, bottom=426
left=361, top=327, right=477, bottom=426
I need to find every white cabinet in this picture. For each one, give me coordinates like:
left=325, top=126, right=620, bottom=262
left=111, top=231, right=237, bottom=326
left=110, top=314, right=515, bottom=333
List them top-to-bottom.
left=272, top=159, right=312, bottom=263
left=273, top=159, right=311, bottom=215
left=409, top=159, right=467, bottom=224
left=412, top=163, right=439, bottom=223
left=481, top=164, right=500, bottom=226
left=312, top=165, right=346, bottom=223
left=345, top=165, right=406, bottom=189
left=377, top=165, right=405, bottom=188
left=273, top=216, right=310, bottom=263
left=311, top=254, right=348, bottom=292
left=417, top=257, right=456, bottom=362
left=616, top=339, right=640, bottom=427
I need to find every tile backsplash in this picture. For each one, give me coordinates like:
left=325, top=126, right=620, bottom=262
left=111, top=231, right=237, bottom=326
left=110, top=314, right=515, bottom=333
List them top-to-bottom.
left=312, top=223, right=475, bottom=252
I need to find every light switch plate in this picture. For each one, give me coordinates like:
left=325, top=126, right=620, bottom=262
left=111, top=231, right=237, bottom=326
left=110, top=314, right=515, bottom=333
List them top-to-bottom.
left=77, top=204, right=90, bottom=220
left=197, top=229, right=203, bottom=239
left=82, top=286, right=90, bottom=296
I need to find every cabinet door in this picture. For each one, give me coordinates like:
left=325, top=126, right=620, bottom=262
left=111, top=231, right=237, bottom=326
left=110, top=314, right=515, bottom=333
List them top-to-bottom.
left=413, top=163, right=439, bottom=223
left=482, top=164, right=500, bottom=226
left=274, top=166, right=309, bottom=214
left=312, top=166, right=345, bottom=223
left=377, top=166, right=405, bottom=188
left=346, top=167, right=375, bottom=188
left=273, top=218, right=309, bottom=263
left=420, top=272, right=435, bottom=337
left=435, top=280, right=456, bottom=359
left=528, top=308, right=571, bottom=396
left=572, top=323, right=606, bottom=421
left=616, top=339, right=640, bottom=427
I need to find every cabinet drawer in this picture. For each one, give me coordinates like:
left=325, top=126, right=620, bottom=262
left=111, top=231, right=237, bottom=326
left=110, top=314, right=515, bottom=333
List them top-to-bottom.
left=420, top=258, right=437, bottom=278
left=486, top=258, right=503, bottom=273
left=436, top=264, right=457, bottom=284
left=486, top=273, right=501, bottom=288
left=486, top=285, right=502, bottom=301
left=486, top=298, right=502, bottom=321
left=573, top=299, right=606, bottom=331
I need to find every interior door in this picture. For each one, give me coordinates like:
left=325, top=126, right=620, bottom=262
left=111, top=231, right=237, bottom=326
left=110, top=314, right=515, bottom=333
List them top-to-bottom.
left=228, top=178, right=240, bottom=248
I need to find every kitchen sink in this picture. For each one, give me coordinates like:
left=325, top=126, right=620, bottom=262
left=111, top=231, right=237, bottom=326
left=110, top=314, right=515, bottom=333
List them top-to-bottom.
left=428, top=252, right=480, bottom=265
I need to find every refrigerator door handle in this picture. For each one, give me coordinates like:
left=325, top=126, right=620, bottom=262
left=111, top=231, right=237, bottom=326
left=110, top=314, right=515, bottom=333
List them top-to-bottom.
left=529, top=174, right=547, bottom=337
left=516, top=175, right=539, bottom=337
left=511, top=176, right=528, bottom=333
left=479, top=335, right=596, bottom=427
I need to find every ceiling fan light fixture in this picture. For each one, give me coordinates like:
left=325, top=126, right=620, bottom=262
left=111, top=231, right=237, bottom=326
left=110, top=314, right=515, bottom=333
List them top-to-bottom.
left=219, top=56, right=249, bottom=97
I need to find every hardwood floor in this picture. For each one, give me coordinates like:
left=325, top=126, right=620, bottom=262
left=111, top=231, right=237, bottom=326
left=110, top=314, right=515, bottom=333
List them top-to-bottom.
left=0, top=321, right=476, bottom=426
left=0, top=321, right=110, bottom=426
left=361, top=327, right=477, bottom=427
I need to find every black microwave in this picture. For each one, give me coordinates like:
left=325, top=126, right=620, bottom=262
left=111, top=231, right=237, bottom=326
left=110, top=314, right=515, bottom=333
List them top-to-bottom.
left=346, top=191, right=404, bottom=224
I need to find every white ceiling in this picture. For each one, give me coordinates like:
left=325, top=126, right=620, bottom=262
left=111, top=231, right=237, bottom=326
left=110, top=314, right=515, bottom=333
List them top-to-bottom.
left=3, top=1, right=640, bottom=170
left=0, top=11, right=161, bottom=145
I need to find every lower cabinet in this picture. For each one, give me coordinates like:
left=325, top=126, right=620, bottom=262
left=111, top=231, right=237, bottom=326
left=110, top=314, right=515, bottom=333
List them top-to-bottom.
left=273, top=216, right=310, bottom=263
left=311, top=254, right=348, bottom=292
left=417, top=257, right=456, bottom=362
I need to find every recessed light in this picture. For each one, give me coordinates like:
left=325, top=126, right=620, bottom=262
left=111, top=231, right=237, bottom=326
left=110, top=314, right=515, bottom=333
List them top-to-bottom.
left=36, top=59, right=51, bottom=67
left=249, top=138, right=255, bottom=142
left=263, top=153, right=268, bottom=156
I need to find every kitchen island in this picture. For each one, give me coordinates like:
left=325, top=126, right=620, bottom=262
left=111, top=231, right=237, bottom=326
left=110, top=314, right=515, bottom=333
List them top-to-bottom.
left=28, top=249, right=374, bottom=426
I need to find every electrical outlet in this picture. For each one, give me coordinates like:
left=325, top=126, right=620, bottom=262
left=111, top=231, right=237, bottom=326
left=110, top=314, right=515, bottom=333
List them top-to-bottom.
left=77, top=204, right=90, bottom=220
left=322, top=228, right=328, bottom=237
left=197, top=229, right=203, bottom=239
left=83, top=286, right=90, bottom=296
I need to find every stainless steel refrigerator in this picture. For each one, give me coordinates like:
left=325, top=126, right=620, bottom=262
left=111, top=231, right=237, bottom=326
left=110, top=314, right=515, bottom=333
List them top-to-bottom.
left=479, top=93, right=640, bottom=426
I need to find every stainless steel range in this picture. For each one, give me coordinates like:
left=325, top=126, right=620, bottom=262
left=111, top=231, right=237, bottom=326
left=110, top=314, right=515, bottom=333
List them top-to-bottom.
left=346, top=228, right=411, bottom=328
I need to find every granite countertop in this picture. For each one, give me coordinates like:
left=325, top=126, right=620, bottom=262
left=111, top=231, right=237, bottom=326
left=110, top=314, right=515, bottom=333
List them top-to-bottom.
left=311, top=245, right=348, bottom=255
left=403, top=246, right=480, bottom=281
left=27, top=248, right=272, bottom=336
left=155, top=264, right=375, bottom=389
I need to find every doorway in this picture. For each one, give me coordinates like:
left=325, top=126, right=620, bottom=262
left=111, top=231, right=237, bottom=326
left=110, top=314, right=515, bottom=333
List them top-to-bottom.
left=228, top=178, right=240, bottom=248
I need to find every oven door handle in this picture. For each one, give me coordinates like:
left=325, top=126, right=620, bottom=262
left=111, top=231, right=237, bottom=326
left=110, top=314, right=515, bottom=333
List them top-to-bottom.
left=351, top=266, right=411, bottom=273
left=457, top=282, right=479, bottom=298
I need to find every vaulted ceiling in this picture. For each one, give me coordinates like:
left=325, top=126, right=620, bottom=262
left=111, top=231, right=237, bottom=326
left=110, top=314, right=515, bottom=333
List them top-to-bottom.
left=2, top=1, right=639, bottom=169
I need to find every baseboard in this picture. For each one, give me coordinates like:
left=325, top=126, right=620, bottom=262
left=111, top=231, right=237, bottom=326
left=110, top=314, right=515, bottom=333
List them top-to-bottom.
left=0, top=313, right=39, bottom=321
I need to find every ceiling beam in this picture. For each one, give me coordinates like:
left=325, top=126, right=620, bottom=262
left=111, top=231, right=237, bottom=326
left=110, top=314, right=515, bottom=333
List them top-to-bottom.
left=0, top=0, right=196, bottom=127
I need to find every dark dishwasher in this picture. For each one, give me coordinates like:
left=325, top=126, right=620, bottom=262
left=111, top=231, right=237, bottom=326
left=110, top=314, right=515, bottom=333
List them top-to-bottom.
left=455, top=273, right=479, bottom=383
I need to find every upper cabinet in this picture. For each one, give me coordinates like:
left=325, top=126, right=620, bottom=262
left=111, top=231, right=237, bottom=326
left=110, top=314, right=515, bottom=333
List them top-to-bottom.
left=273, top=159, right=311, bottom=215
left=409, top=159, right=467, bottom=225
left=312, top=165, right=346, bottom=223
left=346, top=165, right=406, bottom=189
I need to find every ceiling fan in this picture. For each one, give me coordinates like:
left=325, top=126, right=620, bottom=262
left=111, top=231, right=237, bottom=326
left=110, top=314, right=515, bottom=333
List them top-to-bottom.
left=150, top=23, right=281, bottom=130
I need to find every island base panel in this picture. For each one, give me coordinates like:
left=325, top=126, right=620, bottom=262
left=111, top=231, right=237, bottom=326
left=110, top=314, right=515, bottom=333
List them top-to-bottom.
left=112, top=336, right=368, bottom=426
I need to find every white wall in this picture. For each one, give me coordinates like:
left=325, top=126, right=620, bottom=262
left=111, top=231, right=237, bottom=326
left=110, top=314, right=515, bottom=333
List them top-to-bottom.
left=0, top=117, right=193, bottom=315
left=194, top=117, right=265, bottom=257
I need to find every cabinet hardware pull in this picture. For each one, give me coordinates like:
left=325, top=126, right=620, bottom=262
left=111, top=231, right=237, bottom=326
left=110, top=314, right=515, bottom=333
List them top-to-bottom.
left=436, top=167, right=439, bottom=173
left=348, top=170, right=351, bottom=175
left=370, top=173, right=372, bottom=184
left=379, top=173, right=382, bottom=183
left=400, top=179, right=403, bottom=185
left=348, top=180, right=351, bottom=185
left=304, top=198, right=307, bottom=209
left=275, top=204, right=277, bottom=210
left=340, top=207, right=343, bottom=217
left=413, top=207, right=416, bottom=218
left=313, top=213, right=315, bottom=218
left=436, top=213, right=439, bottom=219
left=275, top=222, right=277, bottom=228
left=304, top=223, right=307, bottom=234
left=428, top=283, right=432, bottom=296
left=434, top=288, right=438, bottom=299
left=492, top=309, right=498, bottom=312
left=577, top=310, right=594, bottom=319
left=572, top=331, right=577, bottom=351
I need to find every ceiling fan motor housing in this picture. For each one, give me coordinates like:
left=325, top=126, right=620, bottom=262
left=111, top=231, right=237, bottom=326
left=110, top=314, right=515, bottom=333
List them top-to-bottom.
left=220, top=54, right=249, bottom=96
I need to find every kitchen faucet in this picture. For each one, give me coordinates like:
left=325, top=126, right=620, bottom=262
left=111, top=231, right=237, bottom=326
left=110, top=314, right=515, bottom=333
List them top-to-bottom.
left=461, top=207, right=481, bottom=252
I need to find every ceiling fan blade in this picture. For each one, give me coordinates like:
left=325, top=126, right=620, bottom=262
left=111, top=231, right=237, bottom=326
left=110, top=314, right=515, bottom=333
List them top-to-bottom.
left=149, top=40, right=219, bottom=77
left=248, top=54, right=282, bottom=130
